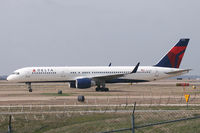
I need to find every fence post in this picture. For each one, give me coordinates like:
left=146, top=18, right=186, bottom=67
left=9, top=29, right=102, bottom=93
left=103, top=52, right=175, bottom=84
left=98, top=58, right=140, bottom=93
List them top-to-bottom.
left=132, top=102, right=136, bottom=133
left=8, top=115, right=12, bottom=133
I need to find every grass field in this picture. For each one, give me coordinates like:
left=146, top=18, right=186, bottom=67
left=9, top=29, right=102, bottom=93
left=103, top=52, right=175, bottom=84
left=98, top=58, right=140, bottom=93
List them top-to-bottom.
left=0, top=110, right=200, bottom=133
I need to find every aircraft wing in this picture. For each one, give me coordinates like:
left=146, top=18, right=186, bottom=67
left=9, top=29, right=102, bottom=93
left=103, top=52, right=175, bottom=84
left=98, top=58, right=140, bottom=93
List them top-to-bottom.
left=92, top=62, right=140, bottom=80
left=165, top=69, right=191, bottom=75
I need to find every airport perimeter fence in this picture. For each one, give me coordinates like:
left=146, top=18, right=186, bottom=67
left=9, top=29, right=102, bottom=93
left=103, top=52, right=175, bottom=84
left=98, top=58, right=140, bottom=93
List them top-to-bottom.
left=98, top=102, right=200, bottom=133
left=0, top=103, right=200, bottom=133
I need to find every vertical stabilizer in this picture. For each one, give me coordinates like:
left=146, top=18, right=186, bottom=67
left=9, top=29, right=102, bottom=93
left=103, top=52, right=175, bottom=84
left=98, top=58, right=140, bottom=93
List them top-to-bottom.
left=155, top=39, right=189, bottom=68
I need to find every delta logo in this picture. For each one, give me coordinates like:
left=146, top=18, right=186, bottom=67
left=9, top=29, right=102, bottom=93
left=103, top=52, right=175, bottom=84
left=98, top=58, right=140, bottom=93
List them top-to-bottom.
left=32, top=69, right=54, bottom=73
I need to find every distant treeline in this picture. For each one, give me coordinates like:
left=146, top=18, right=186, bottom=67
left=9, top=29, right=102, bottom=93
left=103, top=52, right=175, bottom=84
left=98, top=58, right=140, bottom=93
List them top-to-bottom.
left=0, top=75, right=8, bottom=80
left=170, top=75, right=200, bottom=80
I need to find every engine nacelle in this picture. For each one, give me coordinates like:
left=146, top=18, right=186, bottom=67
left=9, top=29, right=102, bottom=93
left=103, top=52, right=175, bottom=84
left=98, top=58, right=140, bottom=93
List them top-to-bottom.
left=76, top=78, right=95, bottom=89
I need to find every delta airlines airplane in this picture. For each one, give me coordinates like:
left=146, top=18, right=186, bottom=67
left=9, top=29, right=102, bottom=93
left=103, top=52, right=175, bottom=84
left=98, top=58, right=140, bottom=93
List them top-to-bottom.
left=7, top=39, right=190, bottom=92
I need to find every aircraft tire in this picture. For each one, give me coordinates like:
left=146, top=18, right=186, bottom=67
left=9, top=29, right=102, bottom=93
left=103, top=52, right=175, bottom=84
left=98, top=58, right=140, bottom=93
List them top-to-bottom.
left=96, top=87, right=100, bottom=92
left=96, top=87, right=109, bottom=92
left=101, top=88, right=109, bottom=92
left=101, top=88, right=105, bottom=92
left=105, top=88, right=109, bottom=92
left=29, top=89, right=32, bottom=92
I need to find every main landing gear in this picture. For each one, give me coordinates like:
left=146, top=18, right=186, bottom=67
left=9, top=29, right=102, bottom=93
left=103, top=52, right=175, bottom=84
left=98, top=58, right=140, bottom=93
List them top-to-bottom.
left=26, top=82, right=32, bottom=92
left=95, top=84, right=109, bottom=92
left=96, top=87, right=109, bottom=92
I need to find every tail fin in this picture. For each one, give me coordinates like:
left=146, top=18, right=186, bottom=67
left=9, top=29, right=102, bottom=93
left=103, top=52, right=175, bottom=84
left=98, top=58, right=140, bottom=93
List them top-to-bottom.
left=155, top=38, right=189, bottom=68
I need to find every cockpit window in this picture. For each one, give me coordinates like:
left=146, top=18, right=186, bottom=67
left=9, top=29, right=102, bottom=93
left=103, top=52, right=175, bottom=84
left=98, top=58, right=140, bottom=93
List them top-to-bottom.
left=12, top=72, right=20, bottom=75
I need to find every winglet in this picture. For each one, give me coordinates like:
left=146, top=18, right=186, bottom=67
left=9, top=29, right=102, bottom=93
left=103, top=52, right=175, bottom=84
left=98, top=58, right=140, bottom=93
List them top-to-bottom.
left=109, top=62, right=112, bottom=67
left=131, top=62, right=140, bottom=73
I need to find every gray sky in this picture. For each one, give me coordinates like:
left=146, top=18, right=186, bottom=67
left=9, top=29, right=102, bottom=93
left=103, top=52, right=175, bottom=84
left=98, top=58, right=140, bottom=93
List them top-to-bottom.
left=0, top=0, right=199, bottom=75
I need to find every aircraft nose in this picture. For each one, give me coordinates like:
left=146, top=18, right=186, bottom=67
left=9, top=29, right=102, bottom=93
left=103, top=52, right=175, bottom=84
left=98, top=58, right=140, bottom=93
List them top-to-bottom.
left=7, top=75, right=14, bottom=81
left=7, top=75, right=11, bottom=81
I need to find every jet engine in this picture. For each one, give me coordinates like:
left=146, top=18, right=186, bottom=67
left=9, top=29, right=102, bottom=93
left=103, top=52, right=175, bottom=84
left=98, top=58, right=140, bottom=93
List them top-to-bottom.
left=69, top=78, right=95, bottom=89
left=76, top=78, right=95, bottom=89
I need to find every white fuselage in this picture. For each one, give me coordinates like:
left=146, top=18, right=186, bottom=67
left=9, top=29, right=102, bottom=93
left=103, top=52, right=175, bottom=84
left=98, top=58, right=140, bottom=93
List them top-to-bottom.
left=6, top=39, right=191, bottom=91
left=7, top=66, right=187, bottom=83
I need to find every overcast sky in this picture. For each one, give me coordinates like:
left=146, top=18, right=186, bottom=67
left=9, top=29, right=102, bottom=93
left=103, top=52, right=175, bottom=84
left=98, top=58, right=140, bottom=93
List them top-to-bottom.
left=0, top=0, right=199, bottom=75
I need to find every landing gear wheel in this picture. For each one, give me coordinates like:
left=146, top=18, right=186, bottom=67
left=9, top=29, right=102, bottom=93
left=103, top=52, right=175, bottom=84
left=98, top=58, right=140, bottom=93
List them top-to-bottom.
left=26, top=82, right=32, bottom=92
left=96, top=87, right=100, bottom=92
left=96, top=87, right=109, bottom=92
left=102, top=88, right=109, bottom=92
left=104, top=88, right=109, bottom=92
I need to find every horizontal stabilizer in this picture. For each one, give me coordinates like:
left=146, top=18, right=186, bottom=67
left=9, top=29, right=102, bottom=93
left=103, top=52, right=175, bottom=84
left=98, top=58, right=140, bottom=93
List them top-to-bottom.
left=165, top=69, right=191, bottom=75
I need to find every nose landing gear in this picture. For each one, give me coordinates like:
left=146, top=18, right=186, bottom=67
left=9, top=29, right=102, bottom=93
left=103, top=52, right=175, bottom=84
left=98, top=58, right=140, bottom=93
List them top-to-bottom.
left=26, top=82, right=32, bottom=92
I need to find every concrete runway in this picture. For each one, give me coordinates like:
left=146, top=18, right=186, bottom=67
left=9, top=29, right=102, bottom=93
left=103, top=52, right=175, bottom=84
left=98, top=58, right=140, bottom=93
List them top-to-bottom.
left=0, top=79, right=199, bottom=106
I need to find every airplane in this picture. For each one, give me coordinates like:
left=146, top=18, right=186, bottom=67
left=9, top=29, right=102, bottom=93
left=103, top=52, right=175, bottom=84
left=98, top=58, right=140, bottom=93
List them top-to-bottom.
left=7, top=38, right=190, bottom=92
